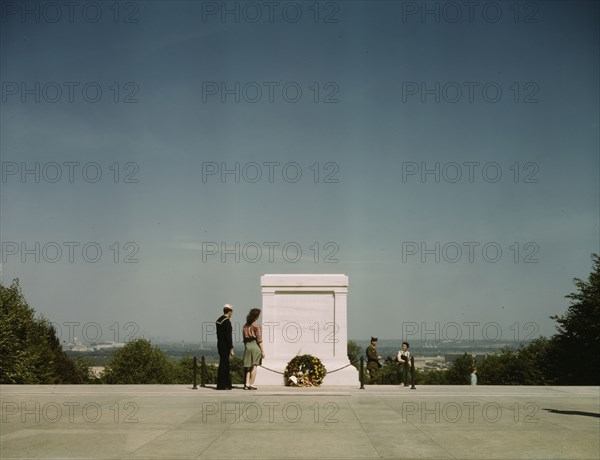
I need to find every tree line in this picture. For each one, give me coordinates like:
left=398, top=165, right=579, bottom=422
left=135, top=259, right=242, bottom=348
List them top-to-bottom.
left=1, top=254, right=599, bottom=385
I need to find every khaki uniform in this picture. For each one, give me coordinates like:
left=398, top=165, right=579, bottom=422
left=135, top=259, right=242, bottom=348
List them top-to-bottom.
left=366, top=344, right=380, bottom=384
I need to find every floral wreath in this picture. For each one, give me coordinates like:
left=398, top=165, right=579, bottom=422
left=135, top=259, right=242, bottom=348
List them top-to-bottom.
left=284, top=354, right=327, bottom=387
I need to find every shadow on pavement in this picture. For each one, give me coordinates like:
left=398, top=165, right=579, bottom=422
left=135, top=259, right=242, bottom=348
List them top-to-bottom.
left=544, top=408, right=600, bottom=418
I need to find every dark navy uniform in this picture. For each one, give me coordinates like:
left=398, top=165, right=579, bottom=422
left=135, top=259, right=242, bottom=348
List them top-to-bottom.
left=216, top=315, right=233, bottom=389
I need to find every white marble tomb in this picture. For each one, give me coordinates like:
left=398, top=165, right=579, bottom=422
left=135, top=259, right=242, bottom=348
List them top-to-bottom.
left=253, top=274, right=359, bottom=386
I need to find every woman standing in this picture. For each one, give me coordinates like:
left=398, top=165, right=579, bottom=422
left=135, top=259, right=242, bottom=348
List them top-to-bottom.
left=243, top=308, right=264, bottom=390
left=397, top=341, right=412, bottom=387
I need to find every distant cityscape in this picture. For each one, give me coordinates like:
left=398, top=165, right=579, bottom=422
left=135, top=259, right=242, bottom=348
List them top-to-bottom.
left=63, top=337, right=127, bottom=352
left=64, top=337, right=530, bottom=372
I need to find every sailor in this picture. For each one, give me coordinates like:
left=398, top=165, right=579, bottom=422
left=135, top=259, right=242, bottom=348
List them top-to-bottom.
left=216, top=304, right=234, bottom=390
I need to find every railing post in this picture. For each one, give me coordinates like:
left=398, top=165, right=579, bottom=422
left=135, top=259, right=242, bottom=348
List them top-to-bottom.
left=200, top=355, right=206, bottom=388
left=192, top=356, right=198, bottom=389
left=410, top=356, right=416, bottom=389
left=359, top=357, right=365, bottom=389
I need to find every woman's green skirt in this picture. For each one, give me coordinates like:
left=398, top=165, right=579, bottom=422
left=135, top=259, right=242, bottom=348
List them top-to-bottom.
left=243, top=341, right=262, bottom=367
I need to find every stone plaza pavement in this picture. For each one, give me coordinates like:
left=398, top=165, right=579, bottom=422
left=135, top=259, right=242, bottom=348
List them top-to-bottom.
left=1, top=385, right=598, bottom=460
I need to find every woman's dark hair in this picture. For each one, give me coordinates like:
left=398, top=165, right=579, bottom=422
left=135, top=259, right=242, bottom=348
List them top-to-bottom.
left=246, top=308, right=261, bottom=325
left=402, top=341, right=410, bottom=348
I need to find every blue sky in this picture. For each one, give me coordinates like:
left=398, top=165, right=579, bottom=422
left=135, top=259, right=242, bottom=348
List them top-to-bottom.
left=1, top=0, right=598, bottom=344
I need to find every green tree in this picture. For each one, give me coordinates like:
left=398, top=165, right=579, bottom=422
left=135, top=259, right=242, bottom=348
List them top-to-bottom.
left=550, top=254, right=600, bottom=384
left=0, top=279, right=91, bottom=384
left=514, top=337, right=553, bottom=384
left=102, top=338, right=177, bottom=384
left=476, top=338, right=553, bottom=385
left=347, top=340, right=361, bottom=371
left=478, top=348, right=517, bottom=385
left=443, top=353, right=474, bottom=384
left=174, top=356, right=244, bottom=385
left=174, top=356, right=195, bottom=384
left=229, top=356, right=245, bottom=384
left=378, top=356, right=400, bottom=384
left=203, top=363, right=218, bottom=384
left=418, top=369, right=448, bottom=385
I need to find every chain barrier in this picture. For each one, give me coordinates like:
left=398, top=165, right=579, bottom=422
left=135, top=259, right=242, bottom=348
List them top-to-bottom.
left=259, top=361, right=359, bottom=375
left=259, top=365, right=285, bottom=375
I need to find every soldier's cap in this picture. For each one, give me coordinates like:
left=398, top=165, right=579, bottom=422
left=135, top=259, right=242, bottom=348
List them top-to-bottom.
left=223, top=304, right=234, bottom=313
left=371, top=337, right=378, bottom=342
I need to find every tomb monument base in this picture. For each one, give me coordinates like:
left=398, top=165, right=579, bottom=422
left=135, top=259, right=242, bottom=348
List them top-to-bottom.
left=254, top=274, right=359, bottom=386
